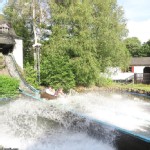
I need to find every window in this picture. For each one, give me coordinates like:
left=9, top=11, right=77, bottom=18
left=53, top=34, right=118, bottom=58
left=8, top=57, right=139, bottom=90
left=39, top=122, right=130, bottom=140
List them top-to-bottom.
left=0, top=24, right=9, bottom=33
left=121, top=66, right=133, bottom=72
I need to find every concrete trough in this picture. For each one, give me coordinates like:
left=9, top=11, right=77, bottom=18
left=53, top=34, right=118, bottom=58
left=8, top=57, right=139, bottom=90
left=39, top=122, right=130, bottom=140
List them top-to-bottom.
left=67, top=111, right=150, bottom=150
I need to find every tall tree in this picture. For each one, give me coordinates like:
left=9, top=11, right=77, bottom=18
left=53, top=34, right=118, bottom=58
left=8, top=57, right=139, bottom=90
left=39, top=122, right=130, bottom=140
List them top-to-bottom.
left=3, top=0, right=49, bottom=64
left=3, top=0, right=130, bottom=88
left=41, top=0, right=129, bottom=87
left=42, top=0, right=100, bottom=86
left=92, top=0, right=129, bottom=70
left=3, top=2, right=33, bottom=63
left=124, top=37, right=142, bottom=57
left=140, top=39, right=150, bottom=57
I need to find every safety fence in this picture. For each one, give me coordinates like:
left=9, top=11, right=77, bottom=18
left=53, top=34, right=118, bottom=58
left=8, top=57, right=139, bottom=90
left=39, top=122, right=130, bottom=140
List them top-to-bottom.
left=134, top=73, right=150, bottom=84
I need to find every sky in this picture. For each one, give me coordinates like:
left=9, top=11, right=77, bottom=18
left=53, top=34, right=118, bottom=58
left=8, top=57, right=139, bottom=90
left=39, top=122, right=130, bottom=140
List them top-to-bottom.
left=0, top=0, right=6, bottom=13
left=118, top=0, right=150, bottom=43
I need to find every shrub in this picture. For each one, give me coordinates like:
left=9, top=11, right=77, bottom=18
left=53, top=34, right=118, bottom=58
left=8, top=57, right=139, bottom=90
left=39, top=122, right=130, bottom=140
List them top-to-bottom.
left=40, top=53, right=75, bottom=91
left=70, top=54, right=100, bottom=87
left=24, top=62, right=39, bottom=89
left=0, top=75, right=19, bottom=98
left=96, top=76, right=113, bottom=87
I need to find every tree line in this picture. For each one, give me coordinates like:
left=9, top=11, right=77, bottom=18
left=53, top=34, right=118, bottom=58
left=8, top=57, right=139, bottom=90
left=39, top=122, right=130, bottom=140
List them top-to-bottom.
left=2, top=0, right=130, bottom=90
left=124, top=37, right=150, bottom=57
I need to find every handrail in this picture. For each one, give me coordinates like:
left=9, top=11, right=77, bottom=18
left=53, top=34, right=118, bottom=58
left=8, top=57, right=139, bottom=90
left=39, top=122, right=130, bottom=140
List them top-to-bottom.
left=5, top=53, right=40, bottom=93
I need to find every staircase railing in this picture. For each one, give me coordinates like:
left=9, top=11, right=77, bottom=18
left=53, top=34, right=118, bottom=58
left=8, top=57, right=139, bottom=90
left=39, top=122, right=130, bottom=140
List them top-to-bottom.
left=5, top=53, right=39, bottom=94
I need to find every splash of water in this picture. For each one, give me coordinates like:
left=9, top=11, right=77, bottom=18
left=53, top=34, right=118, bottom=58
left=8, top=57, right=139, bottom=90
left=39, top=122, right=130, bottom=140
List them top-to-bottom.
left=50, top=91, right=150, bottom=136
left=0, top=97, right=115, bottom=150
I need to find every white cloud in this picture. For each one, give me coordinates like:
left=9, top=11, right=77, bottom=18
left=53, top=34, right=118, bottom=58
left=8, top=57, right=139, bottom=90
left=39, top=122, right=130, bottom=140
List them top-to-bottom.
left=118, top=0, right=150, bottom=43
left=119, top=0, right=150, bottom=21
left=127, top=20, right=150, bottom=43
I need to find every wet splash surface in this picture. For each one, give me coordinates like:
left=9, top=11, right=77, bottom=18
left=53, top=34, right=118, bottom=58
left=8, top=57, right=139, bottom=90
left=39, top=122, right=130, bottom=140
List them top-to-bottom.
left=1, top=91, right=150, bottom=149
left=50, top=92, right=150, bottom=138
left=0, top=97, right=115, bottom=150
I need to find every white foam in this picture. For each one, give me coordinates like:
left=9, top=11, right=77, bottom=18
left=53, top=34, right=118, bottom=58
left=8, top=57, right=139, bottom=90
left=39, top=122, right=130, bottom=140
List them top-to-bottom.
left=54, top=92, right=150, bottom=133
left=0, top=97, right=115, bottom=150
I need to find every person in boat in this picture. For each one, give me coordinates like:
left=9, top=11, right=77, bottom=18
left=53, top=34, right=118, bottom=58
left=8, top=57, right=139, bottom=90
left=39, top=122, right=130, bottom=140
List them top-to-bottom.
left=41, top=86, right=57, bottom=100
left=45, top=86, right=55, bottom=96
left=55, top=88, right=66, bottom=97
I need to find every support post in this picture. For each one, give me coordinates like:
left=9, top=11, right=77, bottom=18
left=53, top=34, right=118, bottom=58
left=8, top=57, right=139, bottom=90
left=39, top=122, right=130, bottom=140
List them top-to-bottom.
left=33, top=43, right=41, bottom=84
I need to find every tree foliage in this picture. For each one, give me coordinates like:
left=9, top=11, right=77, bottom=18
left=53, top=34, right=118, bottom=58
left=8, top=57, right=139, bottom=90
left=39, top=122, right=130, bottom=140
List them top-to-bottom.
left=3, top=0, right=130, bottom=88
left=3, top=0, right=49, bottom=64
left=42, top=0, right=129, bottom=87
left=92, top=0, right=129, bottom=69
left=124, top=37, right=150, bottom=57
left=124, top=37, right=141, bottom=57
left=140, top=40, right=150, bottom=57
left=40, top=52, right=75, bottom=91
left=24, top=62, right=39, bottom=88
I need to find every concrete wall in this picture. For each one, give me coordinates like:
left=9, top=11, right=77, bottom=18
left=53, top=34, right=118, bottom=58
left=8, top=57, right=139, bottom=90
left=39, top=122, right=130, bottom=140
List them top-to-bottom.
left=13, top=39, right=23, bottom=69
left=106, top=66, right=150, bottom=81
left=134, top=66, right=145, bottom=73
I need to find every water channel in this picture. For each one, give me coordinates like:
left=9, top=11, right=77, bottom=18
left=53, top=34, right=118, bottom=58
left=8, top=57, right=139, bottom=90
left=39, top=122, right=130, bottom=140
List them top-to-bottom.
left=0, top=91, right=150, bottom=150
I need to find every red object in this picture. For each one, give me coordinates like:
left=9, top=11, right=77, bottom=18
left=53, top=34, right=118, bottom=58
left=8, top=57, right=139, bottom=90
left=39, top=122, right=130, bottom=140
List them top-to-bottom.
left=132, top=66, right=134, bottom=73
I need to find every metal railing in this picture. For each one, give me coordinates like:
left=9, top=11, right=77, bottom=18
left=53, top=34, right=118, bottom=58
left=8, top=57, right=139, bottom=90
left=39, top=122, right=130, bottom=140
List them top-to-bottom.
left=5, top=53, right=39, bottom=93
left=134, top=73, right=150, bottom=84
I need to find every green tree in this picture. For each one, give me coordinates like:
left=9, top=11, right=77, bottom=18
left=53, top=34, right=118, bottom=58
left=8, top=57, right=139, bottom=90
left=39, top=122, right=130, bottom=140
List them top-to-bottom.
left=3, top=0, right=130, bottom=88
left=3, top=0, right=50, bottom=64
left=45, top=0, right=101, bottom=86
left=92, top=0, right=129, bottom=70
left=3, top=2, right=33, bottom=64
left=124, top=37, right=142, bottom=57
left=140, top=39, right=150, bottom=57
left=40, top=52, right=75, bottom=91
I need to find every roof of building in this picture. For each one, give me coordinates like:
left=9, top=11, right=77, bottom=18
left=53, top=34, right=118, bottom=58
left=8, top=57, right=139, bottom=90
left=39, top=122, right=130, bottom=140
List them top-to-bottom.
left=0, top=19, right=18, bottom=46
left=0, top=20, right=17, bottom=37
left=0, top=23, right=9, bottom=28
left=131, top=57, right=150, bottom=66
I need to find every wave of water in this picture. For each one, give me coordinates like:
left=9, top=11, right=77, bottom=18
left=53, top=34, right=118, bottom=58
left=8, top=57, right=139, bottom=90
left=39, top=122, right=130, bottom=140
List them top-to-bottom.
left=50, top=92, right=150, bottom=136
left=0, top=97, right=115, bottom=150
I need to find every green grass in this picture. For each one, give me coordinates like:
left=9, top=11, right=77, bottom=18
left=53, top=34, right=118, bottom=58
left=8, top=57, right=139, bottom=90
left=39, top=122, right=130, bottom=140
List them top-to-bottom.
left=0, top=75, right=20, bottom=98
left=112, top=82, right=150, bottom=92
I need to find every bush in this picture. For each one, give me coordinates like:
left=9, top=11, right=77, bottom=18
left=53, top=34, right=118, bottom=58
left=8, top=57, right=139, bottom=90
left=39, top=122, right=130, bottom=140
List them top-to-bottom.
left=40, top=53, right=75, bottom=91
left=70, top=54, right=100, bottom=87
left=24, top=62, right=39, bottom=89
left=0, top=75, right=19, bottom=98
left=96, top=76, right=113, bottom=87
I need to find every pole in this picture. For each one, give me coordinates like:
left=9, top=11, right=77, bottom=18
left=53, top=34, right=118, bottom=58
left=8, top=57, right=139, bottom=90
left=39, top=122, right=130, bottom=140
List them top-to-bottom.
left=33, top=43, right=41, bottom=84
left=37, top=45, right=40, bottom=84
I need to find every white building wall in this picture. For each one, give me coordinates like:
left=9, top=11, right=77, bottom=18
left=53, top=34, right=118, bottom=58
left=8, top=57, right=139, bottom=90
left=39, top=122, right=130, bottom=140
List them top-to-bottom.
left=13, top=39, right=23, bottom=69
left=134, top=66, right=145, bottom=73
left=104, top=67, right=134, bottom=80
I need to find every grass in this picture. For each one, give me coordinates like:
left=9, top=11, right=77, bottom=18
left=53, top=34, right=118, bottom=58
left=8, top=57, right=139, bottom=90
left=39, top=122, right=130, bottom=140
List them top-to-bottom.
left=112, top=82, right=150, bottom=92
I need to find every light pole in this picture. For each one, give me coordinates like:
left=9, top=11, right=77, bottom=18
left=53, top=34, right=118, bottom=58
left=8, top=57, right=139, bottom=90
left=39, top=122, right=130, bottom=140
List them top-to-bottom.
left=33, top=43, right=41, bottom=84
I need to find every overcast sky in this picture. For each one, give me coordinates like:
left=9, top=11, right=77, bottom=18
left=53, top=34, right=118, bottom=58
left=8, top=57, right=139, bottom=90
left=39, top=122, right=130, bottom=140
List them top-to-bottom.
left=118, top=0, right=150, bottom=43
